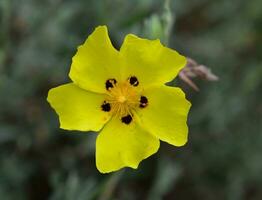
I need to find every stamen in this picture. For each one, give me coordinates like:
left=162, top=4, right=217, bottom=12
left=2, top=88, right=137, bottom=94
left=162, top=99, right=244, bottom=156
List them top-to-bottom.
left=129, top=76, right=139, bottom=86
left=121, top=114, right=132, bottom=124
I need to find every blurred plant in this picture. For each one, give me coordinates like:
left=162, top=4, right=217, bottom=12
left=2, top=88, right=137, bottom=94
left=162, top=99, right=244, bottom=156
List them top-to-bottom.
left=0, top=0, right=261, bottom=199
left=143, top=0, right=174, bottom=45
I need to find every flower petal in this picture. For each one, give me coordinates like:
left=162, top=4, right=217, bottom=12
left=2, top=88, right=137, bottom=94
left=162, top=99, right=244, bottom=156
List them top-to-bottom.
left=69, top=26, right=121, bottom=93
left=120, top=34, right=186, bottom=87
left=47, top=83, right=110, bottom=131
left=136, top=86, right=191, bottom=146
left=96, top=117, right=159, bottom=173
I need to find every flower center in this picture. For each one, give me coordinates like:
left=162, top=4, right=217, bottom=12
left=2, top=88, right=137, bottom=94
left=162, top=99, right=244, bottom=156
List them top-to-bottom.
left=101, top=76, right=148, bottom=124
left=107, top=81, right=139, bottom=117
left=117, top=95, right=127, bottom=103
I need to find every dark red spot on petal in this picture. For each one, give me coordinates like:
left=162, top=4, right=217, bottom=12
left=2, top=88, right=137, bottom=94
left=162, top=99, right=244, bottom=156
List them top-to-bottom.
left=129, top=76, right=139, bottom=86
left=105, top=79, right=117, bottom=90
left=139, top=96, right=148, bottom=108
left=101, top=101, right=111, bottom=112
left=121, top=114, right=132, bottom=124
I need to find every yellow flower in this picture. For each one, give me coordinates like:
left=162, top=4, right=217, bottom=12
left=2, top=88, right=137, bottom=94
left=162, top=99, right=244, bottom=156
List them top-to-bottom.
left=47, top=26, right=191, bottom=173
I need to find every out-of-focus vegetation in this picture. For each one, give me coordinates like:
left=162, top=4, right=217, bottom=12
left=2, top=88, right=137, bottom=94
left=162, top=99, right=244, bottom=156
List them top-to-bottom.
left=0, top=0, right=261, bottom=199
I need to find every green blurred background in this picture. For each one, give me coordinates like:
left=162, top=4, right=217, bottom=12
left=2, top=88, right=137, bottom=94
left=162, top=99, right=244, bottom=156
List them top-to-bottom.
left=0, top=0, right=262, bottom=199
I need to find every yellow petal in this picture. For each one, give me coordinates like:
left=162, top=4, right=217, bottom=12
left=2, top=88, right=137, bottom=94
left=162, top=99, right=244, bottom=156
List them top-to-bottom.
left=69, top=26, right=121, bottom=93
left=120, top=34, right=186, bottom=88
left=47, top=83, right=110, bottom=131
left=136, top=86, right=191, bottom=146
left=96, top=117, right=159, bottom=173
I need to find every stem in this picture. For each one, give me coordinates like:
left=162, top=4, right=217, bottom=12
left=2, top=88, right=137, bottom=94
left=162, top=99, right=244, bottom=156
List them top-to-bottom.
left=98, top=169, right=125, bottom=200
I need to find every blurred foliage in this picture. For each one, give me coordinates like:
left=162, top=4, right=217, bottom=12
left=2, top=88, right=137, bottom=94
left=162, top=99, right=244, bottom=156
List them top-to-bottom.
left=0, top=0, right=262, bottom=199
